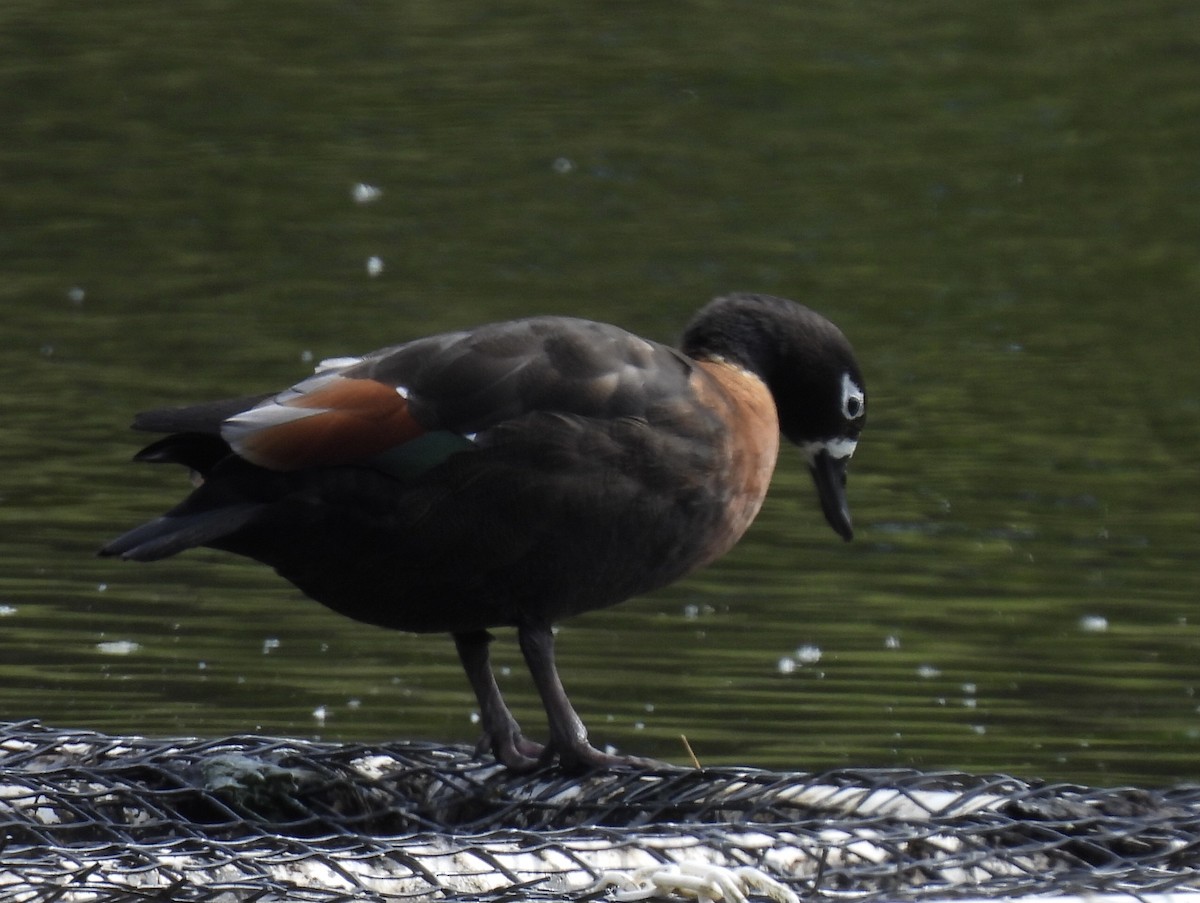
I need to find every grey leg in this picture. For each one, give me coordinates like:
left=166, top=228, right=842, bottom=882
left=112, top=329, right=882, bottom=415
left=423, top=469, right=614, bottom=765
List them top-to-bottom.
left=517, top=623, right=634, bottom=773
left=454, top=630, right=543, bottom=770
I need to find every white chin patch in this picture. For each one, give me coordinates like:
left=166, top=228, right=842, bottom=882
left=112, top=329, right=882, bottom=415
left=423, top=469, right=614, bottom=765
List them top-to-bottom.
left=800, top=437, right=858, bottom=465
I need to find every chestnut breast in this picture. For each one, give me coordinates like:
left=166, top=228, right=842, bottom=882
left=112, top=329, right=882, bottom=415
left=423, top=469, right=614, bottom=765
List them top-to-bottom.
left=687, top=358, right=781, bottom=568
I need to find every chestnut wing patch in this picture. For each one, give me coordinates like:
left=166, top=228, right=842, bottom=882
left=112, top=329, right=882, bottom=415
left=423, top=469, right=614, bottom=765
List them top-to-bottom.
left=221, top=371, right=432, bottom=471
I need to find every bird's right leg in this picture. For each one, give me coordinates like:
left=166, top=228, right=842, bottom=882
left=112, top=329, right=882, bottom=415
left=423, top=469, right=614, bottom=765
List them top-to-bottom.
left=453, top=630, right=544, bottom=771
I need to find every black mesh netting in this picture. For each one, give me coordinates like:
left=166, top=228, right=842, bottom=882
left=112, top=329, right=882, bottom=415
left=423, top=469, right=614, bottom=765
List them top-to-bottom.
left=2, top=720, right=1199, bottom=902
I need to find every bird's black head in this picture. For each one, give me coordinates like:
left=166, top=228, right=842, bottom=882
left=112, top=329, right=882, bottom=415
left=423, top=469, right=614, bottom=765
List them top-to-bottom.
left=682, top=293, right=867, bottom=540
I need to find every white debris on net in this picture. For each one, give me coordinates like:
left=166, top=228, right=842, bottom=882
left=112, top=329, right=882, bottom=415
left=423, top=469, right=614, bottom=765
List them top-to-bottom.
left=0, top=738, right=38, bottom=755
left=348, top=746, right=493, bottom=784
left=348, top=753, right=406, bottom=782
left=0, top=760, right=1023, bottom=900
left=755, top=778, right=1007, bottom=821
left=0, top=783, right=65, bottom=826
left=0, top=805, right=848, bottom=903
left=762, top=825, right=1046, bottom=888
left=0, top=832, right=795, bottom=902
left=592, top=862, right=800, bottom=903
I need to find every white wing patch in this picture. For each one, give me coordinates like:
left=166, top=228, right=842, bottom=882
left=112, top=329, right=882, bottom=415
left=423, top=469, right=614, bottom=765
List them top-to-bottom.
left=314, top=355, right=362, bottom=374
left=220, top=370, right=341, bottom=446
left=274, top=371, right=336, bottom=406
left=221, top=404, right=324, bottom=446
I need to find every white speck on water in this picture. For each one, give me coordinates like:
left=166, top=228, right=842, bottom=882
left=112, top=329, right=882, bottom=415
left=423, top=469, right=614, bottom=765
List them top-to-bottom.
left=552, top=156, right=575, bottom=174
left=351, top=182, right=382, bottom=204
left=366, top=256, right=384, bottom=277
left=67, top=286, right=86, bottom=304
left=300, top=349, right=313, bottom=363
left=96, top=583, right=108, bottom=593
left=683, top=603, right=700, bottom=619
left=0, top=605, right=17, bottom=616
left=1079, top=614, right=1108, bottom=633
left=884, top=635, right=901, bottom=649
left=262, top=637, right=281, bottom=654
left=96, top=640, right=140, bottom=655
left=779, top=643, right=822, bottom=674
left=795, top=644, right=822, bottom=665
left=197, top=661, right=207, bottom=670
left=917, top=664, right=941, bottom=679
left=499, top=665, right=511, bottom=677
left=962, top=682, right=977, bottom=695
left=347, top=698, right=361, bottom=709
left=963, top=698, right=978, bottom=709
left=644, top=703, right=655, bottom=713
left=312, top=705, right=329, bottom=726
left=469, top=711, right=480, bottom=724
left=633, top=722, right=645, bottom=731
left=971, top=724, right=987, bottom=735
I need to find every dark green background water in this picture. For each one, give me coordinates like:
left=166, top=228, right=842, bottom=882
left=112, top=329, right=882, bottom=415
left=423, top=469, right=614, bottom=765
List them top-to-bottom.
left=3, top=1, right=1198, bottom=786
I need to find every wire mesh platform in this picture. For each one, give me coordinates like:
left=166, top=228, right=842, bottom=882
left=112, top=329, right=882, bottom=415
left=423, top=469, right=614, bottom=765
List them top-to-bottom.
left=2, top=720, right=1199, bottom=902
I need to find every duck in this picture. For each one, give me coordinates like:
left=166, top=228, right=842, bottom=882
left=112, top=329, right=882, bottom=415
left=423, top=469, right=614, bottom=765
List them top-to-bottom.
left=101, top=292, right=867, bottom=773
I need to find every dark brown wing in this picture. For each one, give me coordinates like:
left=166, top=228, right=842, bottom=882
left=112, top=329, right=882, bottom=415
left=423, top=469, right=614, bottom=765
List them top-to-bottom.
left=212, top=317, right=697, bottom=473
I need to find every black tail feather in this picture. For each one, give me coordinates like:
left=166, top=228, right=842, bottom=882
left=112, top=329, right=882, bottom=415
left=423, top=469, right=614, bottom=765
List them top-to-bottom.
left=131, top=394, right=272, bottom=435
left=133, top=433, right=232, bottom=475
left=99, top=504, right=261, bottom=561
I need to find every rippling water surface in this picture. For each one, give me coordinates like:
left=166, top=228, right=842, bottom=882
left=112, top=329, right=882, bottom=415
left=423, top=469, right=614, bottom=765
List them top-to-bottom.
left=2, top=1, right=1198, bottom=785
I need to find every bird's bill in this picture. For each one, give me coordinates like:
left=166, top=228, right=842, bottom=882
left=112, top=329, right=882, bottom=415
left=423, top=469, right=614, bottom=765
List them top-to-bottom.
left=808, top=448, right=853, bottom=541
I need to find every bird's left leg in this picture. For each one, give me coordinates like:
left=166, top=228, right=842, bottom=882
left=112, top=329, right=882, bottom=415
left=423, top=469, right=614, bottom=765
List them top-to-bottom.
left=517, top=622, right=652, bottom=773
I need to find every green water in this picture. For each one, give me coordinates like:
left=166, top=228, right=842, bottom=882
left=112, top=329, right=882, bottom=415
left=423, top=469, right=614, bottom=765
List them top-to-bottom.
left=2, top=1, right=1198, bottom=785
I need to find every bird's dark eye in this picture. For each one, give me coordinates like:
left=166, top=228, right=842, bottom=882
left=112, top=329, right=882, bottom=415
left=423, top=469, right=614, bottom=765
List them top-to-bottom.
left=841, top=373, right=866, bottom=420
